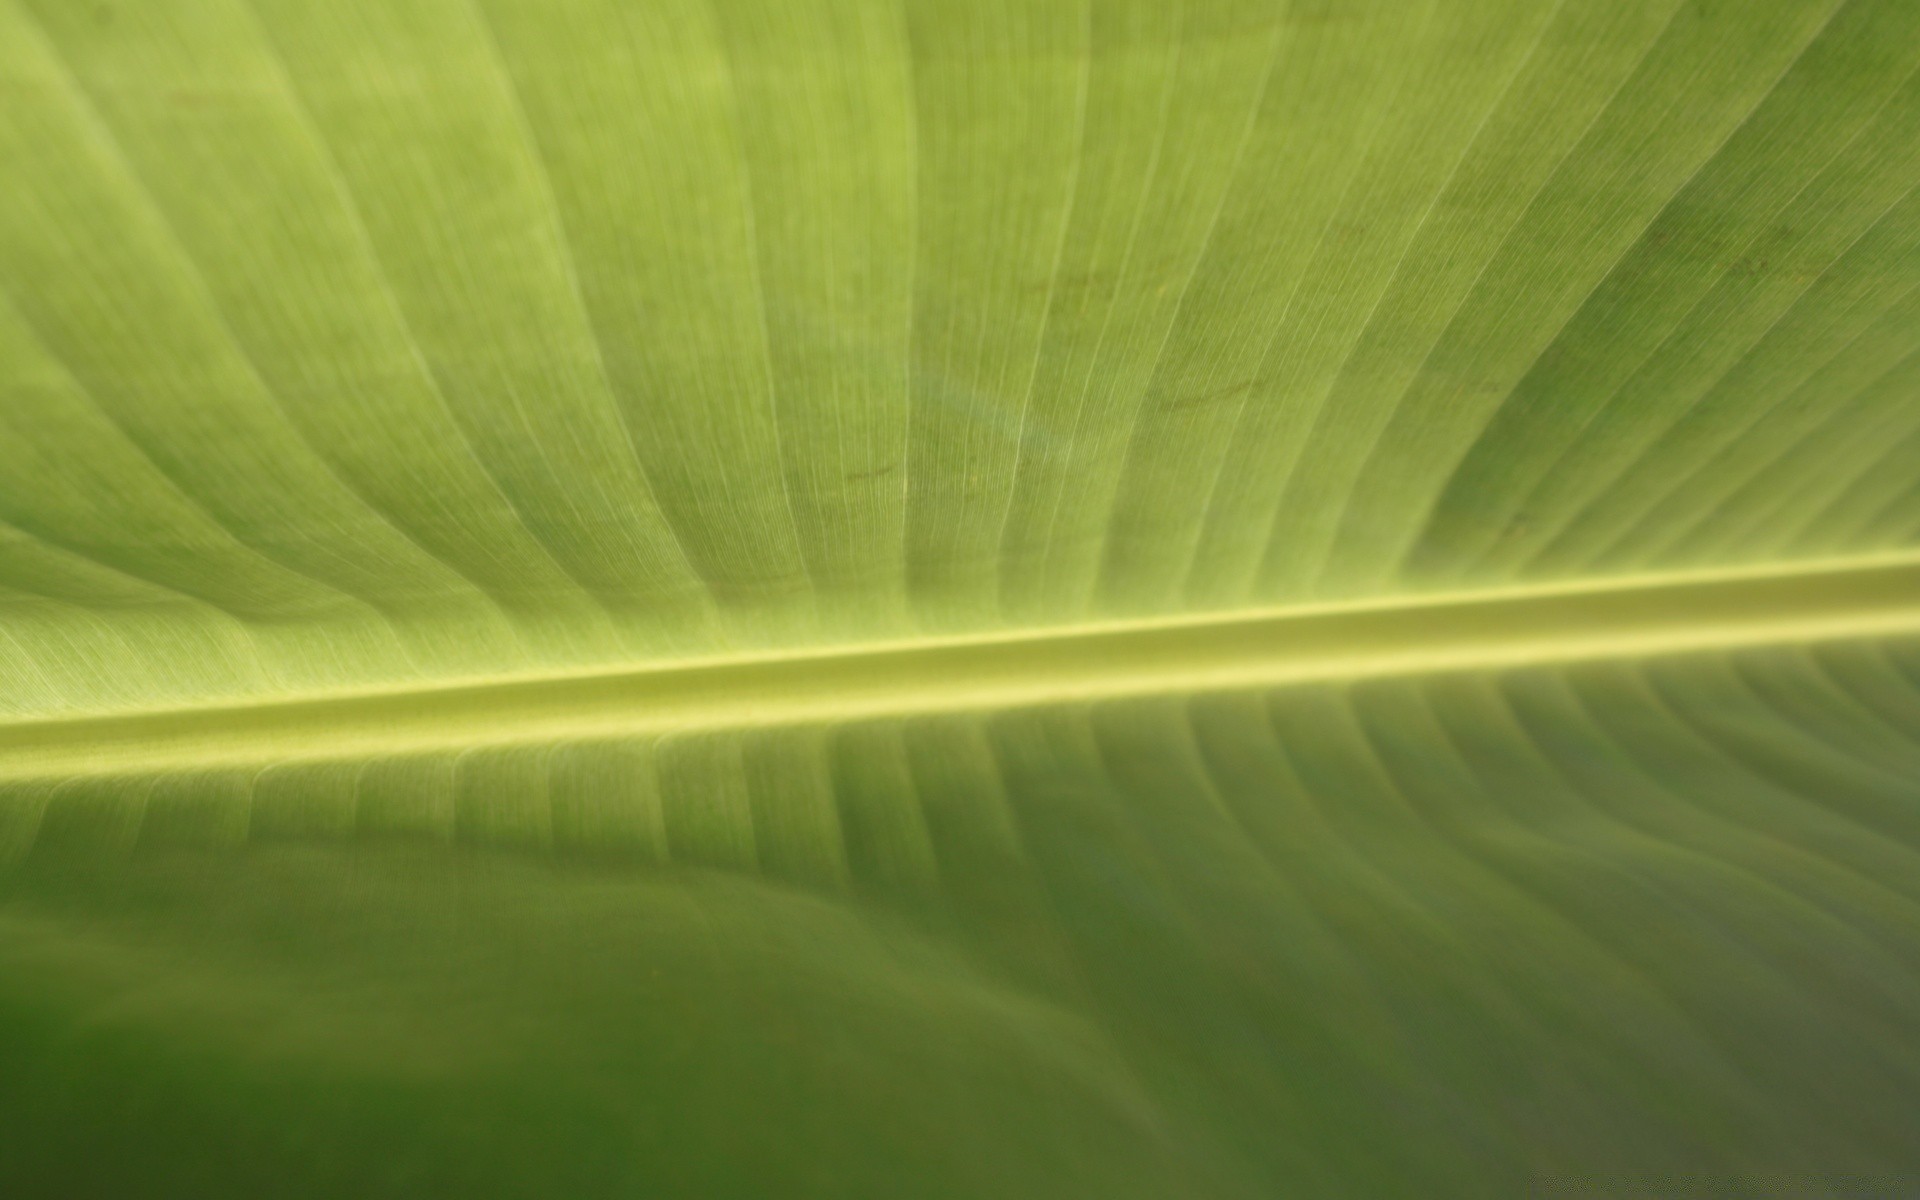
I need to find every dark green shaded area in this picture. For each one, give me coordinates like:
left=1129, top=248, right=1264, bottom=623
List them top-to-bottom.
left=4, top=644, right=1919, bottom=1196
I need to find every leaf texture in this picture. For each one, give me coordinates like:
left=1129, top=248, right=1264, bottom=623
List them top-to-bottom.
left=3, top=0, right=1920, bottom=1195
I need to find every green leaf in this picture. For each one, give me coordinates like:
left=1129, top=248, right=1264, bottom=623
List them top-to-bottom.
left=3, top=0, right=1920, bottom=1195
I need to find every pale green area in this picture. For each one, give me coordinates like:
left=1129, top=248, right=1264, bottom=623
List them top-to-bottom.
left=3, top=0, right=1920, bottom=713
left=4, top=0, right=1920, bottom=1195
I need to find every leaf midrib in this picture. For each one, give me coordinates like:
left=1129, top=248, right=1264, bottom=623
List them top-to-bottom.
left=7, top=550, right=1920, bottom=782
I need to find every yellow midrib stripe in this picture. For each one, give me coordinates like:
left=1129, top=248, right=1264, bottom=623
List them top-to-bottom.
left=5, top=551, right=1920, bottom=781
